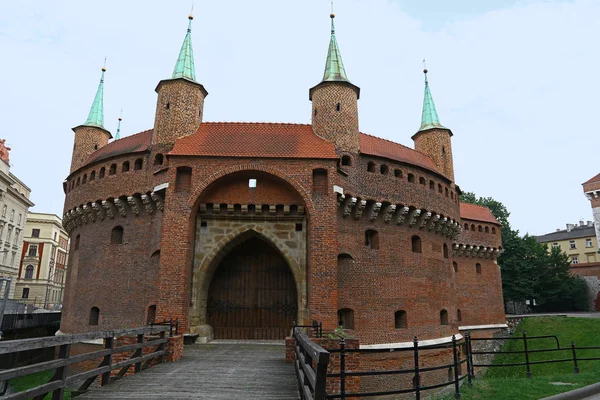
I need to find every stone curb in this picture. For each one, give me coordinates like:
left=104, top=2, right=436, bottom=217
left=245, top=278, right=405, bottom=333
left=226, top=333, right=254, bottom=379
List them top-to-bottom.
left=541, top=382, right=600, bottom=400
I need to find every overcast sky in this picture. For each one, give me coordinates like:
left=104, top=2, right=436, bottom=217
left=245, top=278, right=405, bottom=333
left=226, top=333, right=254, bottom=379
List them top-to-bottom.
left=1, top=0, right=599, bottom=236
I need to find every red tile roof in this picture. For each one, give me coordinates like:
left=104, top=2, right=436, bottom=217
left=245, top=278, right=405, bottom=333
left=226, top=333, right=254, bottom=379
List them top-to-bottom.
left=170, top=123, right=337, bottom=159
left=85, top=129, right=153, bottom=165
left=359, top=133, right=440, bottom=174
left=583, top=173, right=600, bottom=185
left=460, top=203, right=500, bottom=225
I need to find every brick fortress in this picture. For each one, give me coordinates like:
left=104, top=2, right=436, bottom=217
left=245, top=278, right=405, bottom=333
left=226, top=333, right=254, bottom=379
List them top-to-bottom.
left=60, top=13, right=506, bottom=347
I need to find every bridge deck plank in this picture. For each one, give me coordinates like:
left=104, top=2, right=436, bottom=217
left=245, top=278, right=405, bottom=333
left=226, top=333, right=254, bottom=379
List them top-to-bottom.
left=78, top=343, right=299, bottom=399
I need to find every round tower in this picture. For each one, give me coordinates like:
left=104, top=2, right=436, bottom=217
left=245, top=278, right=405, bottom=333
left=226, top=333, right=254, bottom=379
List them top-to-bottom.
left=310, top=13, right=360, bottom=153
left=153, top=15, right=208, bottom=147
left=70, top=68, right=112, bottom=174
left=411, top=68, right=455, bottom=181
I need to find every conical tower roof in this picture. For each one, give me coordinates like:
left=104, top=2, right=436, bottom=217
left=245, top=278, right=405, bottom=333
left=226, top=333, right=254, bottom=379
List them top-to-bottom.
left=322, top=14, right=349, bottom=82
left=172, top=16, right=196, bottom=81
left=83, top=68, right=106, bottom=128
left=418, top=68, right=447, bottom=132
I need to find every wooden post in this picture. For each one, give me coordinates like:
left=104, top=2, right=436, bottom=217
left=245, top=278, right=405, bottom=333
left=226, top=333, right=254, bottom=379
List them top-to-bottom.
left=523, top=331, right=532, bottom=378
left=134, top=333, right=144, bottom=373
left=452, top=335, right=461, bottom=399
left=101, top=336, right=114, bottom=386
left=413, top=337, right=420, bottom=400
left=339, top=338, right=346, bottom=400
left=51, top=343, right=71, bottom=400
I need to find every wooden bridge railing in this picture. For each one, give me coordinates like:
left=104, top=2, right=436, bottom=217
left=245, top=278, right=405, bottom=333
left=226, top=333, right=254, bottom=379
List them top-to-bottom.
left=0, top=325, right=172, bottom=400
left=293, top=326, right=330, bottom=400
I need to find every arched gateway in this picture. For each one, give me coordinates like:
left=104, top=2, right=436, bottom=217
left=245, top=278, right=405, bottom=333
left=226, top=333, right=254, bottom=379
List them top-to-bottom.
left=188, top=171, right=309, bottom=340
left=207, top=236, right=298, bottom=339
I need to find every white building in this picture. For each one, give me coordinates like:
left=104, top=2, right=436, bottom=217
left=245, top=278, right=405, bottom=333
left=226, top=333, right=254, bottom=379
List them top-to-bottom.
left=0, top=140, right=34, bottom=299
left=15, top=213, right=69, bottom=309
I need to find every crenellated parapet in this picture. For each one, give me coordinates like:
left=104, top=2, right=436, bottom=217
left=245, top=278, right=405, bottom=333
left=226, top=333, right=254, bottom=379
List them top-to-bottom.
left=62, top=190, right=165, bottom=233
left=337, top=191, right=461, bottom=240
left=197, top=203, right=306, bottom=217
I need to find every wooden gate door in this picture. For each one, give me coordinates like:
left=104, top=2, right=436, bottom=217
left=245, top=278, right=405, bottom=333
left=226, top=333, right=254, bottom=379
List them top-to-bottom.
left=207, top=237, right=298, bottom=340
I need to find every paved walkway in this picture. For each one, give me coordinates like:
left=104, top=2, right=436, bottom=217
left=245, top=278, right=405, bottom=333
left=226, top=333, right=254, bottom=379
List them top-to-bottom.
left=78, top=343, right=299, bottom=399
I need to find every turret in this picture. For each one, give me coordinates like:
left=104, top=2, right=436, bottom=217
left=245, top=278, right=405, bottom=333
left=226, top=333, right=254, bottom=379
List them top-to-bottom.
left=310, top=13, right=360, bottom=153
left=152, top=15, right=208, bottom=147
left=70, top=67, right=112, bottom=174
left=412, top=68, right=455, bottom=181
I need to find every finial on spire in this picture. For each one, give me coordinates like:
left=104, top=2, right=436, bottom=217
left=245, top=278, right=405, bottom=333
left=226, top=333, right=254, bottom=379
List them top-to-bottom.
left=172, top=14, right=197, bottom=81
left=423, top=59, right=429, bottom=84
left=83, top=64, right=106, bottom=128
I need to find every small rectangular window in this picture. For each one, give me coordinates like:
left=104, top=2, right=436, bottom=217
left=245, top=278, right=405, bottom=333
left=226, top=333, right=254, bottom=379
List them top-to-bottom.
left=249, top=179, right=257, bottom=188
left=32, top=229, right=40, bottom=238
left=586, top=239, right=593, bottom=248
left=570, top=240, right=576, bottom=249
left=552, top=243, right=558, bottom=249
left=28, top=245, right=38, bottom=257
left=571, top=256, right=579, bottom=264
left=22, top=288, right=29, bottom=299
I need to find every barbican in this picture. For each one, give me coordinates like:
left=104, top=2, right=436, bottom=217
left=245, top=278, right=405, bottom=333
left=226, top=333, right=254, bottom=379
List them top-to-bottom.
left=61, top=12, right=506, bottom=348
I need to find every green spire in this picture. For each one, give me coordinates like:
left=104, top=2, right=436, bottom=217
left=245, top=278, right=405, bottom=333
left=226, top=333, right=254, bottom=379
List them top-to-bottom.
left=322, top=14, right=350, bottom=82
left=172, top=15, right=196, bottom=81
left=83, top=68, right=106, bottom=128
left=419, top=68, right=447, bottom=132
left=115, top=116, right=122, bottom=140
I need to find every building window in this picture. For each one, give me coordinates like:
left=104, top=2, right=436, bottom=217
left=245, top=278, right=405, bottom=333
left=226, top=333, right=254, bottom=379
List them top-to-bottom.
left=336, top=102, right=341, bottom=112
left=154, top=154, right=164, bottom=166
left=341, top=155, right=351, bottom=166
left=134, top=158, right=143, bottom=170
left=122, top=161, right=130, bottom=172
left=367, top=162, right=376, bottom=173
left=109, top=164, right=117, bottom=175
left=380, top=164, right=389, bottom=175
left=99, top=167, right=106, bottom=178
left=175, top=167, right=192, bottom=192
left=312, top=169, right=328, bottom=195
left=394, top=169, right=402, bottom=178
left=90, top=171, right=96, bottom=181
left=82, top=174, right=87, bottom=184
left=408, top=174, right=415, bottom=183
left=419, top=177, right=426, bottom=185
left=248, top=179, right=257, bottom=188
left=430, top=180, right=435, bottom=190
left=438, top=184, right=443, bottom=193
left=445, top=187, right=449, bottom=197
left=464, top=223, right=469, bottom=231
left=471, top=224, right=475, bottom=231
left=478, top=225, right=483, bottom=232
left=111, top=226, right=124, bottom=244
left=485, top=226, right=489, bottom=233
left=492, top=227, right=496, bottom=234
left=32, top=229, right=40, bottom=238
left=365, top=230, right=379, bottom=250
left=75, top=234, right=80, bottom=250
left=411, top=235, right=422, bottom=253
left=586, top=239, right=593, bottom=248
left=570, top=240, right=576, bottom=249
left=443, top=243, right=449, bottom=258
left=552, top=243, right=558, bottom=249
left=28, top=245, right=38, bottom=257
left=571, top=256, right=579, bottom=265
left=453, top=261, right=458, bottom=273
left=476, top=263, right=482, bottom=274
left=25, top=265, right=34, bottom=279
left=22, top=288, right=29, bottom=299
left=147, top=305, right=157, bottom=325
left=89, top=307, right=100, bottom=325
left=338, top=308, right=354, bottom=329
left=440, top=309, right=448, bottom=325
left=457, top=309, right=462, bottom=322
left=395, top=310, right=407, bottom=329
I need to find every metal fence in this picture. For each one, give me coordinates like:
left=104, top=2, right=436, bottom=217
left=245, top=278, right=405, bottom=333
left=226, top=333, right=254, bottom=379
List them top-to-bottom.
left=1, top=312, right=61, bottom=333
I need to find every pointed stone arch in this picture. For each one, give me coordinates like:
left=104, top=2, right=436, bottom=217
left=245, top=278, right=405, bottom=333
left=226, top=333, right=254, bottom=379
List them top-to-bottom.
left=189, top=225, right=308, bottom=337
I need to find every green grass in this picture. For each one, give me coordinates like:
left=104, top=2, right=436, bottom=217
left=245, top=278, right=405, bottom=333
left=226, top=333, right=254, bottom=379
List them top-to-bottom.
left=446, top=317, right=600, bottom=400
left=9, top=370, right=72, bottom=399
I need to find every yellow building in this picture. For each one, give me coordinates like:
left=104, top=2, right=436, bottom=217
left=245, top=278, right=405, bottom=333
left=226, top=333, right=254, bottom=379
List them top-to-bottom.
left=536, top=221, right=598, bottom=265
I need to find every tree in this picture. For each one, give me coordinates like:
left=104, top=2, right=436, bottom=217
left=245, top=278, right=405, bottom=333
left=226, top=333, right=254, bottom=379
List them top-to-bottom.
left=460, top=191, right=589, bottom=311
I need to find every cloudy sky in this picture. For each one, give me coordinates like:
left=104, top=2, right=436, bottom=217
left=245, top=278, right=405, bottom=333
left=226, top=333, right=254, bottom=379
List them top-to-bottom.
left=1, top=0, right=598, bottom=236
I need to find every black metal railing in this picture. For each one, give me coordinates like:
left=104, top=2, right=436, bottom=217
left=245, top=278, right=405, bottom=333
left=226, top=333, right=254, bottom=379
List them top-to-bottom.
left=1, top=312, right=61, bottom=333
left=150, top=318, right=179, bottom=337
left=294, top=320, right=323, bottom=339
left=293, top=324, right=330, bottom=400
left=465, top=331, right=600, bottom=380
left=326, top=335, right=467, bottom=400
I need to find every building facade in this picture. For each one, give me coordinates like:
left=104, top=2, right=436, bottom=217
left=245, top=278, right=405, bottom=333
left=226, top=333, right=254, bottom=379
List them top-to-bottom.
left=60, top=12, right=506, bottom=349
left=0, top=140, right=35, bottom=300
left=580, top=174, right=600, bottom=310
left=15, top=213, right=69, bottom=309
left=536, top=221, right=598, bottom=265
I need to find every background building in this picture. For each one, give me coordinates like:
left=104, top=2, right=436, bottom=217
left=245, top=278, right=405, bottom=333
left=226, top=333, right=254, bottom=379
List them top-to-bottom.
left=0, top=140, right=34, bottom=299
left=15, top=213, right=69, bottom=310
left=536, top=221, right=598, bottom=265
